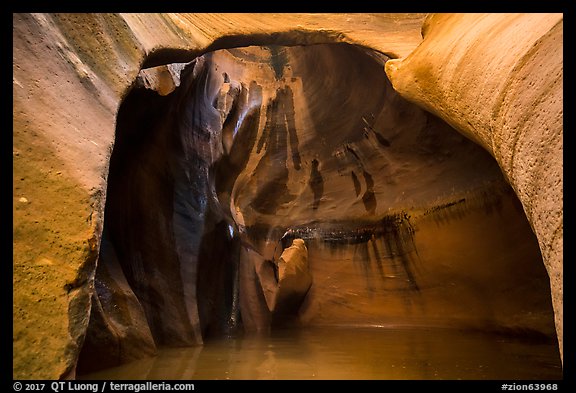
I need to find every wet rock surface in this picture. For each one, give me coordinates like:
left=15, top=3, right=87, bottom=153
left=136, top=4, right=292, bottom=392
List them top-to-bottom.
left=12, top=13, right=562, bottom=378
left=385, top=13, right=563, bottom=359
left=76, top=44, right=557, bottom=373
left=76, top=231, right=157, bottom=374
left=274, top=239, right=312, bottom=321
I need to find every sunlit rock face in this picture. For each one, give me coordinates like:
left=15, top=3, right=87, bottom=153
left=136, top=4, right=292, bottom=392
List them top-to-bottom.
left=14, top=12, right=428, bottom=378
left=13, top=13, right=562, bottom=379
left=385, top=13, right=563, bottom=359
left=77, top=44, right=556, bottom=372
left=208, top=45, right=553, bottom=334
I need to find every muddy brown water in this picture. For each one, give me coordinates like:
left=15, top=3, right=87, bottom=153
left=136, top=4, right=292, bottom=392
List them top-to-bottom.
left=78, top=326, right=561, bottom=380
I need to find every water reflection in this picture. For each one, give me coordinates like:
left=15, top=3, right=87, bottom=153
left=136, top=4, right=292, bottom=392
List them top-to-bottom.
left=79, top=327, right=561, bottom=380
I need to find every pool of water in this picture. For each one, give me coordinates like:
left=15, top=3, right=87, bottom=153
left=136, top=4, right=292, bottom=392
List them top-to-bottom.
left=78, top=326, right=562, bottom=380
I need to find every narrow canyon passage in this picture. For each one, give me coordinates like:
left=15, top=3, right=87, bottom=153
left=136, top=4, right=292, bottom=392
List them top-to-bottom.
left=76, top=44, right=560, bottom=378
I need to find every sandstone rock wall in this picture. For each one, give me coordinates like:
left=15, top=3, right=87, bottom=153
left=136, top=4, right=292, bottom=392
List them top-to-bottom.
left=12, top=13, right=563, bottom=378
left=12, top=13, right=429, bottom=379
left=13, top=13, right=132, bottom=379
left=120, top=13, right=427, bottom=66
left=385, top=13, right=563, bottom=359
left=80, top=43, right=555, bottom=365
left=275, top=238, right=312, bottom=318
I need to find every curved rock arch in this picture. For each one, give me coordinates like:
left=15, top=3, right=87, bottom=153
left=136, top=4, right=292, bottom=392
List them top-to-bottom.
left=12, top=13, right=562, bottom=379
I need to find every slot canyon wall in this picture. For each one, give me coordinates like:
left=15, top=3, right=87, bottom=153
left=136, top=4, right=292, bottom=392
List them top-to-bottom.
left=12, top=13, right=563, bottom=379
left=384, top=13, right=563, bottom=361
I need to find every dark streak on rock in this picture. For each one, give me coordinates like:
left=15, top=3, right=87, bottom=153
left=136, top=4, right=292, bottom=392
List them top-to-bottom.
left=268, top=45, right=288, bottom=80
left=256, top=86, right=300, bottom=172
left=280, top=86, right=302, bottom=170
left=251, top=87, right=296, bottom=214
left=256, top=97, right=275, bottom=154
left=374, top=132, right=391, bottom=147
left=345, top=144, right=361, bottom=162
left=342, top=145, right=376, bottom=212
left=309, top=159, right=324, bottom=210
left=361, top=170, right=377, bottom=214
left=351, top=171, right=361, bottom=197
left=424, top=198, right=466, bottom=215
left=269, top=212, right=420, bottom=291
left=380, top=214, right=419, bottom=291
left=371, top=238, right=386, bottom=281
left=353, top=242, right=375, bottom=293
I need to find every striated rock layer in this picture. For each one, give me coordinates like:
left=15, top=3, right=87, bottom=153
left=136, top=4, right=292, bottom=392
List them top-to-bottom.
left=12, top=13, right=562, bottom=378
left=385, top=13, right=563, bottom=360
left=77, top=44, right=556, bottom=373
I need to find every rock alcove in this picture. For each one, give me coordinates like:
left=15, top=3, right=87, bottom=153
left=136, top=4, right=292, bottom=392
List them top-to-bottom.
left=75, top=43, right=557, bottom=374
